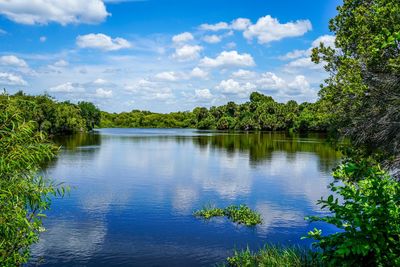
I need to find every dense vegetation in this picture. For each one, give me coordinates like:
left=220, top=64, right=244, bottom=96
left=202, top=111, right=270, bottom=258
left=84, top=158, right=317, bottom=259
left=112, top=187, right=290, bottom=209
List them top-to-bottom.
left=0, top=91, right=101, bottom=135
left=101, top=92, right=330, bottom=132
left=0, top=97, right=67, bottom=265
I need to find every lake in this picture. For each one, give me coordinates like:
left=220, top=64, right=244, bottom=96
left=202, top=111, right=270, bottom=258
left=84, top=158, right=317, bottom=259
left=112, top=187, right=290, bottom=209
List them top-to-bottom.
left=30, top=128, right=340, bottom=266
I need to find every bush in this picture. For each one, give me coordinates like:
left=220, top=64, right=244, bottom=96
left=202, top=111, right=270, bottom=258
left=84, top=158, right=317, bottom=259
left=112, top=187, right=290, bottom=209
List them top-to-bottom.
left=0, top=99, right=67, bottom=265
left=305, top=160, right=400, bottom=266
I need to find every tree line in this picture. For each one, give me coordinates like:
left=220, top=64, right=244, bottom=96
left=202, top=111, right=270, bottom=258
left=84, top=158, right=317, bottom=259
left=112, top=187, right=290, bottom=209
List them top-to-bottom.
left=0, top=91, right=101, bottom=135
left=101, top=92, right=331, bottom=132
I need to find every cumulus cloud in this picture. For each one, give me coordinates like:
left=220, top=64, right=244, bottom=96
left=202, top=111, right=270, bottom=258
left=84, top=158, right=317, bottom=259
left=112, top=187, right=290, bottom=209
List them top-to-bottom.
left=0, top=0, right=109, bottom=25
left=199, top=15, right=311, bottom=44
left=243, top=15, right=312, bottom=44
left=231, top=18, right=251, bottom=30
left=199, top=22, right=230, bottom=31
left=172, top=32, right=194, bottom=43
left=76, top=33, right=131, bottom=51
left=202, top=35, right=222, bottom=44
left=282, top=35, right=336, bottom=72
left=312, top=35, right=336, bottom=48
left=172, top=44, right=203, bottom=61
left=200, top=50, right=255, bottom=68
left=0, top=55, right=28, bottom=67
left=190, top=67, right=208, bottom=79
left=231, top=69, right=256, bottom=80
left=155, top=71, right=180, bottom=81
left=0, top=72, right=27, bottom=85
left=257, top=72, right=287, bottom=90
left=125, top=79, right=174, bottom=100
left=216, top=79, right=256, bottom=96
left=49, top=82, right=84, bottom=93
left=95, top=88, right=113, bottom=98
left=195, top=88, right=213, bottom=99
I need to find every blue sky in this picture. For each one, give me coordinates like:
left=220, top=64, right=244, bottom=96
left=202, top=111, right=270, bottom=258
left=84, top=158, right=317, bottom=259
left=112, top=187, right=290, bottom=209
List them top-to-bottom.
left=0, top=0, right=341, bottom=112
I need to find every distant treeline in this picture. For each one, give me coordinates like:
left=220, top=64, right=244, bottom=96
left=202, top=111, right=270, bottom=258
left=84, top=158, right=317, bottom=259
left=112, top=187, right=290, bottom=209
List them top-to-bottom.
left=0, top=91, right=101, bottom=135
left=1, top=91, right=332, bottom=134
left=101, top=92, right=332, bottom=132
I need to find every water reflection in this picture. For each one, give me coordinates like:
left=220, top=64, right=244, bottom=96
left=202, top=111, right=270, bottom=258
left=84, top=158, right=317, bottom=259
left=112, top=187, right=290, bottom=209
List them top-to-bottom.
left=30, top=129, right=340, bottom=267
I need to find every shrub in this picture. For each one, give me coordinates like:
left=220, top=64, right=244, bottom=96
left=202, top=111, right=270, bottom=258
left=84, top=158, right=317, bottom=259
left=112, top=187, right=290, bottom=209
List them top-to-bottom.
left=305, top=160, right=400, bottom=266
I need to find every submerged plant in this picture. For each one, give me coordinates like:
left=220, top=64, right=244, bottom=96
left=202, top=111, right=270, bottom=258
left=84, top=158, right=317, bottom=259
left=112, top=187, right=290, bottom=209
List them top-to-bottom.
left=194, top=204, right=262, bottom=226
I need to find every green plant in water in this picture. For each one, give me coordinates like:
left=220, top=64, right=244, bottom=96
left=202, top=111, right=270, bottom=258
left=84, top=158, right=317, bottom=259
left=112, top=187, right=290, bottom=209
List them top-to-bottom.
left=193, top=204, right=225, bottom=219
left=194, top=204, right=262, bottom=226
left=224, top=245, right=322, bottom=267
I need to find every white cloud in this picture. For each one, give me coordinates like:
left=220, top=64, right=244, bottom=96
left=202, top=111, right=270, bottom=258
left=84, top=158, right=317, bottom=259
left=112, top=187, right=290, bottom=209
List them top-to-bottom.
left=0, top=0, right=109, bottom=25
left=243, top=15, right=312, bottom=44
left=231, top=18, right=251, bottom=30
left=199, top=22, right=230, bottom=31
left=172, top=32, right=194, bottom=43
left=76, top=33, right=131, bottom=51
left=202, top=35, right=222, bottom=44
left=283, top=35, right=336, bottom=72
left=312, top=35, right=336, bottom=48
left=39, top=36, right=47, bottom=42
left=172, top=44, right=203, bottom=61
left=280, top=49, right=309, bottom=60
left=200, top=50, right=255, bottom=68
left=0, top=55, right=28, bottom=67
left=285, top=57, right=319, bottom=70
left=53, top=60, right=69, bottom=67
left=190, top=67, right=208, bottom=79
left=231, top=69, right=256, bottom=80
left=155, top=71, right=180, bottom=81
left=0, top=72, right=27, bottom=85
left=257, top=72, right=287, bottom=90
left=288, top=75, right=311, bottom=92
left=93, top=78, right=108, bottom=85
left=124, top=79, right=174, bottom=100
left=216, top=79, right=256, bottom=96
left=49, top=82, right=84, bottom=93
left=95, top=88, right=113, bottom=98
left=195, top=88, right=213, bottom=99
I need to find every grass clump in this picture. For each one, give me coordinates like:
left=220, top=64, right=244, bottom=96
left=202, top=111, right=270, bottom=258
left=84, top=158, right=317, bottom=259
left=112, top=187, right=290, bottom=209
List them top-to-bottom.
left=194, top=204, right=262, bottom=226
left=224, top=245, right=322, bottom=267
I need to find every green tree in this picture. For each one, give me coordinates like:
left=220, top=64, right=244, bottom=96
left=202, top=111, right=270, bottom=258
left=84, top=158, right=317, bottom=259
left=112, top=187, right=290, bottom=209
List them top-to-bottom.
left=0, top=97, right=66, bottom=266
left=78, top=101, right=101, bottom=131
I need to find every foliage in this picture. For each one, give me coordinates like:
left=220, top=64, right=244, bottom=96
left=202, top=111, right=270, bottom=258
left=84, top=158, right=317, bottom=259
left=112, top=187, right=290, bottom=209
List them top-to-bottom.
left=312, top=0, right=400, bottom=170
left=0, top=91, right=100, bottom=135
left=101, top=92, right=330, bottom=132
left=0, top=96, right=67, bottom=265
left=305, top=160, right=400, bottom=266
left=193, top=204, right=225, bottom=219
left=194, top=204, right=262, bottom=226
left=224, top=245, right=322, bottom=267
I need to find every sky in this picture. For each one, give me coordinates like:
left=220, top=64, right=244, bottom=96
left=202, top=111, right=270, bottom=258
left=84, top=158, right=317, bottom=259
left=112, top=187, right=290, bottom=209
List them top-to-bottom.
left=0, top=0, right=341, bottom=113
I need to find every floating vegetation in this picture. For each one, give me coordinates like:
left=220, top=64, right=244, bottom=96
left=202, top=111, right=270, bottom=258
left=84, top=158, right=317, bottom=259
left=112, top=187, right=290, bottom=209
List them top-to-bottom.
left=194, top=204, right=262, bottom=226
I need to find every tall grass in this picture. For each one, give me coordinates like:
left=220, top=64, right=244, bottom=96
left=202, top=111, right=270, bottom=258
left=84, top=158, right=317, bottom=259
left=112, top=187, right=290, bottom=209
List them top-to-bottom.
left=223, top=245, right=323, bottom=267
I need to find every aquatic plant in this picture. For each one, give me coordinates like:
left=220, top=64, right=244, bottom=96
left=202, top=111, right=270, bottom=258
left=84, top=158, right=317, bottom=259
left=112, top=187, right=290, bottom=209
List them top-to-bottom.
left=194, top=204, right=262, bottom=226
left=224, top=245, right=322, bottom=267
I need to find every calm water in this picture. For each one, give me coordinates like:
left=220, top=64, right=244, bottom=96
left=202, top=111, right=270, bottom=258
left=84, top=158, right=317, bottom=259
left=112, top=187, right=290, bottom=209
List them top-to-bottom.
left=30, top=128, right=340, bottom=266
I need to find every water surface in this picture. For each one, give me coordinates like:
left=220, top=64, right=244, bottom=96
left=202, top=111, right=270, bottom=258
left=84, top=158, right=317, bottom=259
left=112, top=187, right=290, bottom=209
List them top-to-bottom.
left=30, top=128, right=340, bottom=266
